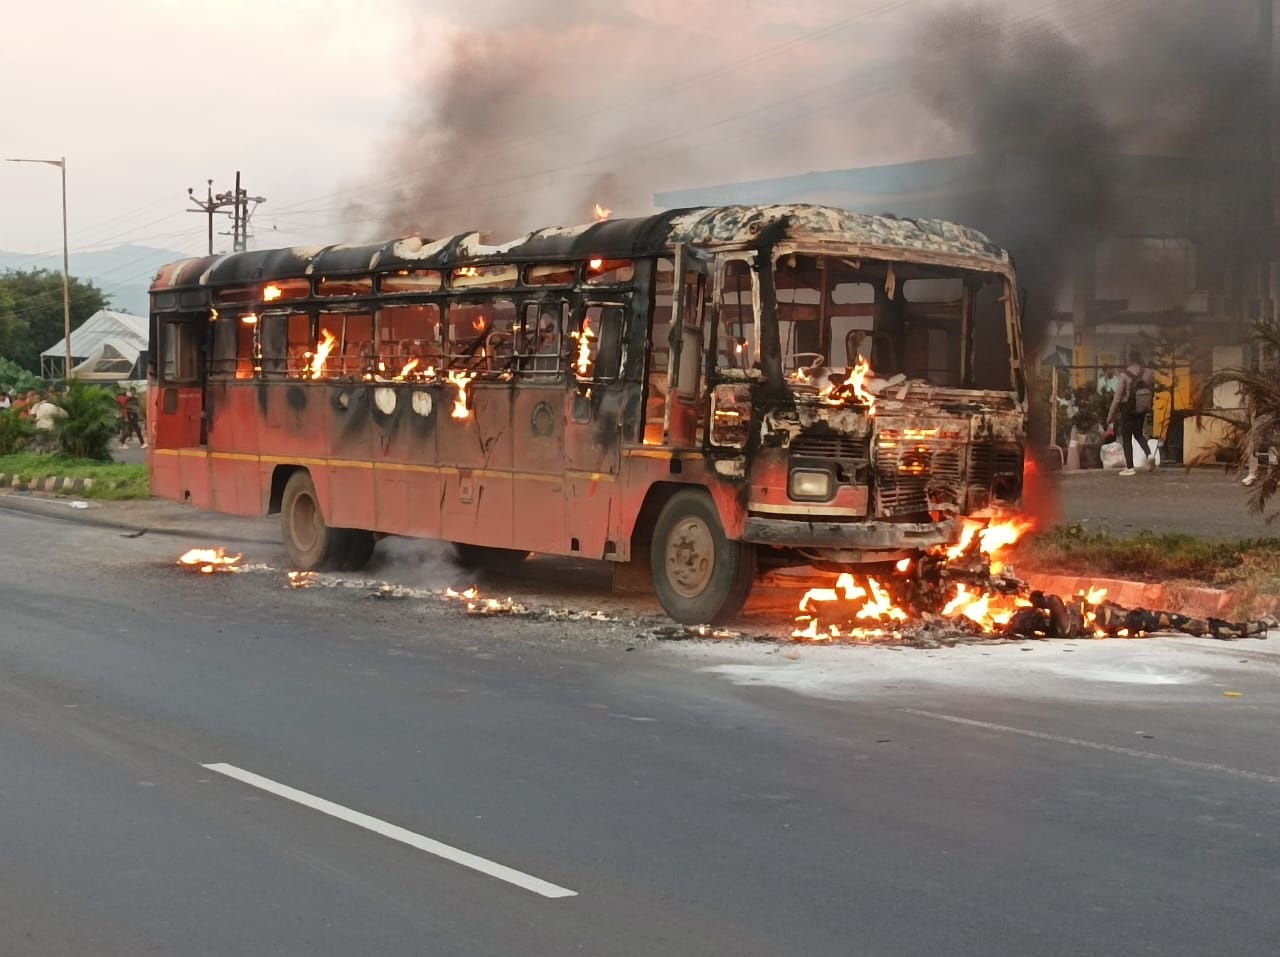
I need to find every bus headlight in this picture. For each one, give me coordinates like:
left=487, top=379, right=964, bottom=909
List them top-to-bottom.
left=709, top=383, right=752, bottom=448
left=789, top=467, right=834, bottom=501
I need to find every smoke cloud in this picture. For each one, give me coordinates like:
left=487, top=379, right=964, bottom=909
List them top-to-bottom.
left=363, top=0, right=1272, bottom=341
left=905, top=0, right=1270, bottom=341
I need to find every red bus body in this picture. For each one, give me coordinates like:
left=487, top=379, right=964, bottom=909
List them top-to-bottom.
left=148, top=205, right=1027, bottom=622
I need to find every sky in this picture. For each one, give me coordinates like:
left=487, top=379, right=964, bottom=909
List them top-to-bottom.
left=0, top=0, right=1210, bottom=296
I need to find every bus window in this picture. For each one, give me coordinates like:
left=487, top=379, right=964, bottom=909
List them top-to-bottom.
left=773, top=254, right=822, bottom=375
left=716, top=258, right=754, bottom=370
left=584, top=259, right=635, bottom=285
left=524, top=263, right=575, bottom=287
left=451, top=264, right=518, bottom=290
left=380, top=269, right=442, bottom=294
left=317, top=276, right=373, bottom=297
left=901, top=277, right=963, bottom=386
left=969, top=277, right=1012, bottom=390
left=828, top=282, right=875, bottom=368
left=447, top=299, right=517, bottom=373
left=519, top=301, right=565, bottom=377
left=378, top=303, right=442, bottom=376
left=579, top=304, right=624, bottom=380
left=257, top=311, right=294, bottom=375
left=320, top=311, right=374, bottom=377
left=211, top=312, right=240, bottom=376
left=285, top=312, right=313, bottom=376
left=160, top=320, right=200, bottom=384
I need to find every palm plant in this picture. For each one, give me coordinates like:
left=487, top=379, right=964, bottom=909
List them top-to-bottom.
left=1194, top=319, right=1280, bottom=519
left=55, top=379, right=121, bottom=461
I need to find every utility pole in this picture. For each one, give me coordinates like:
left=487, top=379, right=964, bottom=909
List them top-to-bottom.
left=1261, top=0, right=1275, bottom=325
left=6, top=156, right=71, bottom=378
left=187, top=172, right=266, bottom=254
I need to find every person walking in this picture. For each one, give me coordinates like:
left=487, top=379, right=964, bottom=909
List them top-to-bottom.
left=1107, top=349, right=1156, bottom=476
left=119, top=387, right=146, bottom=449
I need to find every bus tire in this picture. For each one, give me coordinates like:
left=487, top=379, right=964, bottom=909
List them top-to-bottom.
left=280, top=470, right=344, bottom=571
left=650, top=489, right=755, bottom=624
left=335, top=529, right=377, bottom=572
left=452, top=543, right=531, bottom=571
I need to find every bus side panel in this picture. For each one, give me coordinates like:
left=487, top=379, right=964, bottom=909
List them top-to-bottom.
left=261, top=383, right=326, bottom=461
left=206, top=384, right=261, bottom=456
left=470, top=384, right=514, bottom=471
left=153, top=385, right=204, bottom=451
left=371, top=385, right=441, bottom=538
left=436, top=387, right=515, bottom=548
left=509, top=387, right=567, bottom=555
left=149, top=450, right=183, bottom=504
left=177, top=451, right=214, bottom=510
left=209, top=454, right=243, bottom=514
left=326, top=463, right=376, bottom=530
left=566, top=475, right=617, bottom=559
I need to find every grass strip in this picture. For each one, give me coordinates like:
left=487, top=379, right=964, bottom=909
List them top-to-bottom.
left=0, top=453, right=149, bottom=501
left=1020, top=523, right=1280, bottom=593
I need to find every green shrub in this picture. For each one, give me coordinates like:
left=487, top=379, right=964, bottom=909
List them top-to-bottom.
left=0, top=357, right=43, bottom=397
left=55, top=380, right=120, bottom=461
left=0, top=407, right=35, bottom=454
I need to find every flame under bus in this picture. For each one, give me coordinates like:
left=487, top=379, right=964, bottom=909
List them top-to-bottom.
left=146, top=204, right=1026, bottom=624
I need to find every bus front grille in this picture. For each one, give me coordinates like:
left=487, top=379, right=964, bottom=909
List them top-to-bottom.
left=873, top=429, right=967, bottom=517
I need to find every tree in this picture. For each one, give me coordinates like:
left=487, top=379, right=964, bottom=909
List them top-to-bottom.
left=0, top=269, right=109, bottom=373
left=1195, top=319, right=1280, bottom=520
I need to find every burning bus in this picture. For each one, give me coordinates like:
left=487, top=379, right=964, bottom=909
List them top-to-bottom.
left=147, top=204, right=1027, bottom=624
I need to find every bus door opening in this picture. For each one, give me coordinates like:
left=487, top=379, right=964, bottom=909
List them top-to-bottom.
left=668, top=246, right=711, bottom=448
left=155, top=314, right=206, bottom=448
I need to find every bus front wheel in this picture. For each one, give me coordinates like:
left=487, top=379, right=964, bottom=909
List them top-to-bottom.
left=281, top=470, right=347, bottom=571
left=650, top=490, right=755, bottom=624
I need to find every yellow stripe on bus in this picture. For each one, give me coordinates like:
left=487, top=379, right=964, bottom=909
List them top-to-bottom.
left=154, top=449, right=615, bottom=484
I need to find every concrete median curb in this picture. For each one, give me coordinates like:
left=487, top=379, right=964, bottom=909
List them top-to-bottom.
left=0, top=472, right=94, bottom=493
left=1022, top=572, right=1280, bottom=622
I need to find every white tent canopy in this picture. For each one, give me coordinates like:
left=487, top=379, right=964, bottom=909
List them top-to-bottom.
left=40, top=309, right=147, bottom=380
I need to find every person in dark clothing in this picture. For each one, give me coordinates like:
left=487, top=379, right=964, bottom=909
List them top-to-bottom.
left=1106, top=349, right=1156, bottom=476
left=119, top=386, right=146, bottom=449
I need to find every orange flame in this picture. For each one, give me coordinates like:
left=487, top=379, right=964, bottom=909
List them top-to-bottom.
left=593, top=203, right=612, bottom=221
left=263, top=284, right=282, bottom=302
left=473, top=316, right=487, bottom=333
left=571, top=317, right=595, bottom=376
left=307, top=329, right=338, bottom=378
left=817, top=356, right=876, bottom=413
left=400, top=357, right=419, bottom=378
left=447, top=370, right=474, bottom=418
left=791, top=516, right=1039, bottom=640
left=177, top=547, right=242, bottom=574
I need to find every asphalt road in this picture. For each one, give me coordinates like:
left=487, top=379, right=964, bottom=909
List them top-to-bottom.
left=1054, top=466, right=1278, bottom=539
left=2, top=499, right=1279, bottom=956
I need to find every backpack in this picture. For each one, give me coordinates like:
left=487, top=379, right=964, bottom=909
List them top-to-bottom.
left=1126, top=366, right=1154, bottom=414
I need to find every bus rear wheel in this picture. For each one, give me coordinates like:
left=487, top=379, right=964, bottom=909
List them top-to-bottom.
left=281, top=470, right=349, bottom=571
left=650, top=489, right=755, bottom=624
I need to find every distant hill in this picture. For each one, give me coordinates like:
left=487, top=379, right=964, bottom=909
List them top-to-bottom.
left=0, top=244, right=191, bottom=317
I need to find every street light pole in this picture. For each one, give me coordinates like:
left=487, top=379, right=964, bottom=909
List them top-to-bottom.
left=5, top=156, right=71, bottom=379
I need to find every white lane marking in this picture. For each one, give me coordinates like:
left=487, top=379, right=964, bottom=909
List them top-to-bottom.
left=899, top=709, right=1280, bottom=785
left=202, top=762, right=577, bottom=899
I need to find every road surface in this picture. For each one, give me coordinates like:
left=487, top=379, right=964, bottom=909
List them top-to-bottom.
left=0, top=498, right=1278, bottom=956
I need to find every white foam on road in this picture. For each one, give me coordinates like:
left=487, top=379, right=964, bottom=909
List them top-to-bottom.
left=675, top=633, right=1280, bottom=703
left=202, top=762, right=577, bottom=899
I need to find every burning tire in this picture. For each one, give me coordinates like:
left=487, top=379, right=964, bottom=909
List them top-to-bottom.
left=281, top=470, right=350, bottom=571
left=650, top=489, right=755, bottom=624
left=452, top=543, right=531, bottom=571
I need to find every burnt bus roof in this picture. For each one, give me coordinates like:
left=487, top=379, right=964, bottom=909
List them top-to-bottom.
left=150, top=204, right=1010, bottom=293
